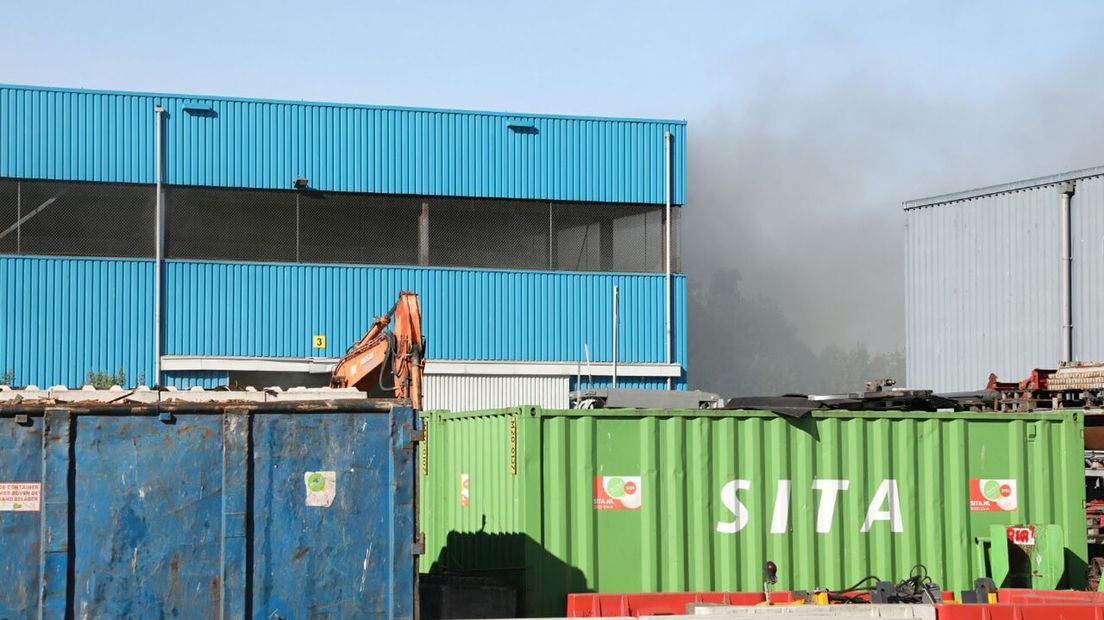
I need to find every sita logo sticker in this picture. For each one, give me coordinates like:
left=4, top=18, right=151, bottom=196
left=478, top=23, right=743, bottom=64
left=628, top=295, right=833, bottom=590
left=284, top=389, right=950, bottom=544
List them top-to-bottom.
left=594, top=476, right=642, bottom=510
left=969, top=479, right=1017, bottom=512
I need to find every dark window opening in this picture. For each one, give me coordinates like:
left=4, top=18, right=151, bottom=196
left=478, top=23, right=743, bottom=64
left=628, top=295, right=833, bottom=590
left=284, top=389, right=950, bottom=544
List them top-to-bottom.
left=1, top=178, right=681, bottom=273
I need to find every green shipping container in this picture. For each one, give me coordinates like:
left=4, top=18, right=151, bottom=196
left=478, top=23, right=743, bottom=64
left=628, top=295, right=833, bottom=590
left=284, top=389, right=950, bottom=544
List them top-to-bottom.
left=420, top=407, right=1088, bottom=616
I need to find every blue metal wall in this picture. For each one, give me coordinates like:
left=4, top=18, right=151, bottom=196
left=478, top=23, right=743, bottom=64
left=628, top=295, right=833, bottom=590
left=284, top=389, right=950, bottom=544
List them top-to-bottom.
left=1, top=85, right=687, bottom=204
left=0, top=256, right=154, bottom=387
left=1, top=256, right=687, bottom=388
left=163, top=370, right=229, bottom=389
left=571, top=376, right=687, bottom=391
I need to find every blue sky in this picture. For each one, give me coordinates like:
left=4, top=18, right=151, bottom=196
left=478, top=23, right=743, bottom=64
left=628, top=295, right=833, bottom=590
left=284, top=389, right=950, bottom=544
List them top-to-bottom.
left=5, top=1, right=1104, bottom=353
left=4, top=2, right=1098, bottom=121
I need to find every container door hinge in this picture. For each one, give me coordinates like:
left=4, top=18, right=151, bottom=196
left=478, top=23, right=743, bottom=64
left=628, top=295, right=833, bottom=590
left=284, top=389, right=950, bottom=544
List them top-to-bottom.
left=14, top=413, right=30, bottom=426
left=405, top=424, right=425, bottom=445
left=413, top=532, right=425, bottom=556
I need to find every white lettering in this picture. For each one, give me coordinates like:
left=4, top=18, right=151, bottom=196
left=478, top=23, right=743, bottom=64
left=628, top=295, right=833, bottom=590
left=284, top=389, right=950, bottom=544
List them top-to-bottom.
left=715, top=478, right=903, bottom=535
left=812, top=479, right=849, bottom=533
left=861, top=479, right=903, bottom=533
left=716, top=480, right=751, bottom=533
left=769, top=480, right=791, bottom=534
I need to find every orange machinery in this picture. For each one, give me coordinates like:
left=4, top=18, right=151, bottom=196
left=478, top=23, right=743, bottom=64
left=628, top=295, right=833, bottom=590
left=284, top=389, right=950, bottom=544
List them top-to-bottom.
left=329, top=291, right=425, bottom=409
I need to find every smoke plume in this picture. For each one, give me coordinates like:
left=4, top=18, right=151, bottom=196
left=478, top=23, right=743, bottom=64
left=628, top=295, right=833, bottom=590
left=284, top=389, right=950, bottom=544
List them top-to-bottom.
left=684, top=50, right=1104, bottom=395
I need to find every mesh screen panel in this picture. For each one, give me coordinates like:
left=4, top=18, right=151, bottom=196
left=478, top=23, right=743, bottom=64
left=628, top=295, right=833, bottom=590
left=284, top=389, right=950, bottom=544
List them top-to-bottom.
left=2, top=178, right=679, bottom=273
left=0, top=179, right=154, bottom=257
left=0, top=180, right=15, bottom=254
left=166, top=186, right=296, bottom=262
left=298, top=192, right=420, bottom=265
left=430, top=199, right=552, bottom=269
left=553, top=202, right=666, bottom=272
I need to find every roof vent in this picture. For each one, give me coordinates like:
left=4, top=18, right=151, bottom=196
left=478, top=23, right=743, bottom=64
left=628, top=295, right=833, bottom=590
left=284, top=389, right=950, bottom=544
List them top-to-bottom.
left=507, top=122, right=538, bottom=134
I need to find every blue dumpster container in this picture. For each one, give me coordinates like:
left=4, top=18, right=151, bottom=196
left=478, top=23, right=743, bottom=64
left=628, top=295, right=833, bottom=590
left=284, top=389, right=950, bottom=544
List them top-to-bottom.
left=0, top=394, right=419, bottom=619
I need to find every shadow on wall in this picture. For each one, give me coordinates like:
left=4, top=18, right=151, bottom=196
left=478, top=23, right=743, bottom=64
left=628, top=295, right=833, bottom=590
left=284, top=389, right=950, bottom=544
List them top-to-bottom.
left=424, top=530, right=589, bottom=618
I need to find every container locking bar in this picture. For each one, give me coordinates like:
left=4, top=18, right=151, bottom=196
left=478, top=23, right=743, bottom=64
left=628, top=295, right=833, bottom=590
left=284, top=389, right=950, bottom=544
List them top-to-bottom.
left=221, top=408, right=252, bottom=619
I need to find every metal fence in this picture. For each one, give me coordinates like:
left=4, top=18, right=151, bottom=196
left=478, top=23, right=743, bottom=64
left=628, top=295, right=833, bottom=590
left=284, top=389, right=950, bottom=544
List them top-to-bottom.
left=1, top=178, right=680, bottom=273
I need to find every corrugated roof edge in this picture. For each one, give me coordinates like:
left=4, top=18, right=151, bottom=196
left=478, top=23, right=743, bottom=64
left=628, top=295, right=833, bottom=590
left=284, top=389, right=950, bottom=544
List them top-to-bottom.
left=0, top=83, right=688, bottom=126
left=903, top=165, right=1104, bottom=210
left=0, top=254, right=690, bottom=278
left=431, top=406, right=1080, bottom=422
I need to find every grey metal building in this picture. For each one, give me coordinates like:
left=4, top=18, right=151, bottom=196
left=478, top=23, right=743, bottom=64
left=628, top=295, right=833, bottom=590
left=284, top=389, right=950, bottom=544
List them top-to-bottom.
left=905, top=166, right=1104, bottom=392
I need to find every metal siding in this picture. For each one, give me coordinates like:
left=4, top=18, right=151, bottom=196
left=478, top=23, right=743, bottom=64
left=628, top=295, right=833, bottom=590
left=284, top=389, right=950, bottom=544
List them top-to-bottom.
left=0, top=85, right=687, bottom=204
left=1072, top=175, right=1104, bottom=361
left=905, top=186, right=1064, bottom=391
left=0, top=256, right=154, bottom=389
left=1, top=256, right=688, bottom=388
left=165, top=260, right=687, bottom=365
left=163, top=370, right=228, bottom=389
left=424, top=375, right=570, bottom=411
left=571, top=376, right=688, bottom=391
left=1, top=405, right=417, bottom=618
left=422, top=408, right=1086, bottom=617
left=0, top=416, right=41, bottom=617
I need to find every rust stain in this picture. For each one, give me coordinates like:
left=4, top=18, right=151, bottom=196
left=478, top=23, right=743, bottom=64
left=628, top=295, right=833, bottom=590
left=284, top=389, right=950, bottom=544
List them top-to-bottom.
left=293, top=546, right=310, bottom=561
left=167, top=551, right=182, bottom=601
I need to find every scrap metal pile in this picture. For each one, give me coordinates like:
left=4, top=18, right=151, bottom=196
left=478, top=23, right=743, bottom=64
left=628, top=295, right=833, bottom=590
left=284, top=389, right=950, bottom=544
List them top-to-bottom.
left=986, top=362, right=1104, bottom=412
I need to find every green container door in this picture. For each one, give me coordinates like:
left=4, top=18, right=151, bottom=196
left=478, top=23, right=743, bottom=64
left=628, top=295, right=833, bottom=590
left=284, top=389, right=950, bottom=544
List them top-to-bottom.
left=421, top=408, right=1087, bottom=617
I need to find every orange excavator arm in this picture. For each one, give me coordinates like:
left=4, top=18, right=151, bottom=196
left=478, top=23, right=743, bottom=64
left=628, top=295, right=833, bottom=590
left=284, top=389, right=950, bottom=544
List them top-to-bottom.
left=329, top=291, right=425, bottom=409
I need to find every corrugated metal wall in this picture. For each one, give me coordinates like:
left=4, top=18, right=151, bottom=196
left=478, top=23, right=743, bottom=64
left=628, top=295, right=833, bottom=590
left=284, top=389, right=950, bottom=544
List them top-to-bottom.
left=0, top=85, right=686, bottom=205
left=1072, top=175, right=1104, bottom=360
left=905, top=185, right=1067, bottom=391
left=0, top=256, right=687, bottom=387
left=0, top=256, right=154, bottom=388
left=165, top=260, right=687, bottom=364
left=163, top=370, right=229, bottom=389
left=424, top=375, right=570, bottom=411
left=571, top=376, right=685, bottom=391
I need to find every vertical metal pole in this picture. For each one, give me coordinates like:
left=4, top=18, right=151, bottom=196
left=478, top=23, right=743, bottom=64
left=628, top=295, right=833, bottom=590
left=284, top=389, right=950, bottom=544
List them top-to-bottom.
left=154, top=104, right=164, bottom=386
left=664, top=130, right=673, bottom=389
left=15, top=181, right=20, bottom=253
left=1061, top=183, right=1075, bottom=363
left=295, top=193, right=301, bottom=262
left=418, top=201, right=430, bottom=266
left=548, top=202, right=553, bottom=270
left=612, top=285, right=619, bottom=388
left=584, top=343, right=593, bottom=388
left=39, top=408, right=74, bottom=619
left=221, top=408, right=251, bottom=619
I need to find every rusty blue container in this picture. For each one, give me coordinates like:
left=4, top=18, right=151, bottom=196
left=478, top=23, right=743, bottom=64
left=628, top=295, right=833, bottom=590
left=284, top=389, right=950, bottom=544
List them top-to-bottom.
left=0, top=396, right=419, bottom=619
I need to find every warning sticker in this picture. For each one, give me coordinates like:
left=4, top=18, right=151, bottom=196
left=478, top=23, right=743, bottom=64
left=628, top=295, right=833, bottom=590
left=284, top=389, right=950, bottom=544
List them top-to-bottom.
left=304, top=471, right=336, bottom=507
left=460, top=474, right=470, bottom=508
left=594, top=476, right=642, bottom=510
left=969, top=479, right=1017, bottom=512
left=0, top=482, right=41, bottom=512
left=1007, top=526, right=1036, bottom=546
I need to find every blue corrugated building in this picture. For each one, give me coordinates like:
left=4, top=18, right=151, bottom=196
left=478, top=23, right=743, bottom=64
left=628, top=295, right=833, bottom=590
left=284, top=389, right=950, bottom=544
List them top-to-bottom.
left=0, top=85, right=687, bottom=409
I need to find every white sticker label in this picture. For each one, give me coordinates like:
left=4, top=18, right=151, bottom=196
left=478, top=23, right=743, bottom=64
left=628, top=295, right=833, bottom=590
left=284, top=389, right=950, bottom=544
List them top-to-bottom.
left=304, top=471, right=336, bottom=507
left=460, top=474, right=470, bottom=508
left=594, top=476, right=642, bottom=510
left=0, top=482, right=41, bottom=512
